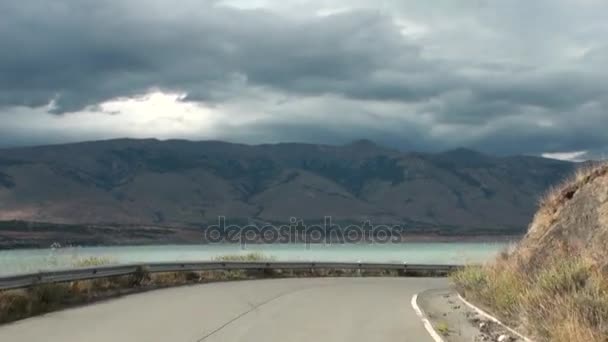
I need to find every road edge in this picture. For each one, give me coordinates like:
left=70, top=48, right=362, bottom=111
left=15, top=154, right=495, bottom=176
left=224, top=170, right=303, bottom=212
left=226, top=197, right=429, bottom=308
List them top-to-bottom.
left=411, top=293, right=445, bottom=342
left=456, top=294, right=534, bottom=342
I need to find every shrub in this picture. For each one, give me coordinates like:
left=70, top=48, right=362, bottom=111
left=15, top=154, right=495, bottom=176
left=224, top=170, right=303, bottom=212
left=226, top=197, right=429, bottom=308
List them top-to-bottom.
left=213, top=252, right=273, bottom=262
left=72, top=256, right=114, bottom=268
left=452, top=265, right=487, bottom=295
left=129, top=266, right=151, bottom=287
left=28, top=284, right=72, bottom=312
left=0, top=291, right=30, bottom=323
left=435, top=321, right=450, bottom=336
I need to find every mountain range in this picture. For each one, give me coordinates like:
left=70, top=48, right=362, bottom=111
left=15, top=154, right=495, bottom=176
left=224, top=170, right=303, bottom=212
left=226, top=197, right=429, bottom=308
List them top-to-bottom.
left=0, top=138, right=575, bottom=247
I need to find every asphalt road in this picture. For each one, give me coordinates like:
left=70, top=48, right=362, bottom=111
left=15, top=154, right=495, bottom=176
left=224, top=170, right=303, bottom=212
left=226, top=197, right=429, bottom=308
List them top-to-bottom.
left=0, top=277, right=447, bottom=342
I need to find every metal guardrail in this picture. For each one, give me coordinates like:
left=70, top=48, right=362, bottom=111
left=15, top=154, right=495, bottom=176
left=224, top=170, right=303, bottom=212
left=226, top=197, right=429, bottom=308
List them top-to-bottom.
left=0, top=261, right=463, bottom=291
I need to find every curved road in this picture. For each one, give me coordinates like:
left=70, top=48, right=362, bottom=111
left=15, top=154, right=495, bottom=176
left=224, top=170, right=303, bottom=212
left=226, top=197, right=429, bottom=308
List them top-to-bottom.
left=0, top=277, right=446, bottom=342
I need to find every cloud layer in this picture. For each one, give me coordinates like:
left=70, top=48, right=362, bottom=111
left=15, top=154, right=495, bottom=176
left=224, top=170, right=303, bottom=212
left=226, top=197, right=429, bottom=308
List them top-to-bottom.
left=1, top=0, right=607, bottom=158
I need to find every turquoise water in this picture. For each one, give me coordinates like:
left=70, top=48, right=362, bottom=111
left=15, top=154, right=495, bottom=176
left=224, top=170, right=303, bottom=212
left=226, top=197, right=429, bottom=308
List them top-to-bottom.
left=0, top=243, right=507, bottom=276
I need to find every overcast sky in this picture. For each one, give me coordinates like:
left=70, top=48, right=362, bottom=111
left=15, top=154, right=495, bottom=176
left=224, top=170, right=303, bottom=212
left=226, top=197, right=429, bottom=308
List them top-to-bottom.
left=1, top=0, right=607, bottom=160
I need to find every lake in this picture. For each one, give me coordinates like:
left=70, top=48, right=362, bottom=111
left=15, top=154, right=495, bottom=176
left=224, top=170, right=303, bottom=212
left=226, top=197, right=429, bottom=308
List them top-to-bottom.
left=0, top=242, right=508, bottom=276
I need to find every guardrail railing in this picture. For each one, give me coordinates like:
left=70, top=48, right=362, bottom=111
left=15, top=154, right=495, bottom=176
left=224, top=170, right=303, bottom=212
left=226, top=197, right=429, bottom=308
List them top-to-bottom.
left=0, top=261, right=464, bottom=291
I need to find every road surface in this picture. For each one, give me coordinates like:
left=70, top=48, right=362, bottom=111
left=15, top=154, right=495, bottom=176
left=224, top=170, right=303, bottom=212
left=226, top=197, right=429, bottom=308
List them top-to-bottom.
left=0, top=277, right=447, bottom=342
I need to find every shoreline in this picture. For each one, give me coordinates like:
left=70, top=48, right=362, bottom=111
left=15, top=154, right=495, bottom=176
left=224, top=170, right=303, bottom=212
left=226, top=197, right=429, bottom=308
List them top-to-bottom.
left=0, top=220, right=524, bottom=249
left=0, top=236, right=519, bottom=251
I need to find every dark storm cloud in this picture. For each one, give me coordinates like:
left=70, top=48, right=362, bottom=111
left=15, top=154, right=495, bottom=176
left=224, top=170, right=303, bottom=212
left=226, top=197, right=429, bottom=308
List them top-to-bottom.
left=0, top=0, right=607, bottom=158
left=0, top=1, right=439, bottom=112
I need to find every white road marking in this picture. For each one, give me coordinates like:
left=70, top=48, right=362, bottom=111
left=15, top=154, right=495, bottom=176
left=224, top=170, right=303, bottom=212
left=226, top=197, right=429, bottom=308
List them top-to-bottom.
left=411, top=293, right=445, bottom=342
left=457, top=294, right=534, bottom=342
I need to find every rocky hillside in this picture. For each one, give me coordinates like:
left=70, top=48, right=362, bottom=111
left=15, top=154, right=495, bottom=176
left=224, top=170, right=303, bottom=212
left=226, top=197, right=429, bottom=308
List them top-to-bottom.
left=0, top=139, right=573, bottom=234
left=454, top=163, right=608, bottom=342
left=518, top=163, right=608, bottom=263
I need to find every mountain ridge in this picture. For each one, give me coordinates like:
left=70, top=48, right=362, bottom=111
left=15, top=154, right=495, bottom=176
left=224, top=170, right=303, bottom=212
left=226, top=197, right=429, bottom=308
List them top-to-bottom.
left=0, top=138, right=575, bottom=245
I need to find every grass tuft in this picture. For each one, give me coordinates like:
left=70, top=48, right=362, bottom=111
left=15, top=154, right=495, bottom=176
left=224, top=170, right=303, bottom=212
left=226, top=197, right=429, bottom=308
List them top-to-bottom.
left=213, top=252, right=273, bottom=262
left=72, top=256, right=114, bottom=268
left=435, top=321, right=450, bottom=336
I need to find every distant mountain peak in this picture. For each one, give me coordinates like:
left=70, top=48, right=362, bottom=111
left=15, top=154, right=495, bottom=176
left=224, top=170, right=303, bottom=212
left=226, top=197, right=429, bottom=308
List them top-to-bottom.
left=340, top=139, right=404, bottom=157
left=344, top=139, right=393, bottom=152
left=347, top=139, right=378, bottom=147
left=440, top=147, right=486, bottom=156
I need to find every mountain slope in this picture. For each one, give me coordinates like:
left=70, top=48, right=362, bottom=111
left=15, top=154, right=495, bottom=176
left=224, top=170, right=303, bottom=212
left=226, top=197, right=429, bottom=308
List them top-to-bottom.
left=0, top=139, right=574, bottom=234
left=454, top=164, right=608, bottom=342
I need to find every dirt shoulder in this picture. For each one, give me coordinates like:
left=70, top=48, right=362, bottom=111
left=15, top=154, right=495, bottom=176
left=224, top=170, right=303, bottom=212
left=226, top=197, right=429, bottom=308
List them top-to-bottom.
left=418, top=288, right=526, bottom=342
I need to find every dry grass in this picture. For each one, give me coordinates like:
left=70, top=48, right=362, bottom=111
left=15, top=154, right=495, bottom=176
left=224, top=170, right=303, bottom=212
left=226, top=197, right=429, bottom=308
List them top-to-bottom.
left=454, top=163, right=608, bottom=341
left=531, top=163, right=608, bottom=239
left=539, top=163, right=608, bottom=209
left=213, top=252, right=273, bottom=262
left=453, top=254, right=608, bottom=342
left=72, top=256, right=115, bottom=267
left=0, top=265, right=156, bottom=324
left=0, top=267, right=221, bottom=325
left=435, top=321, right=450, bottom=336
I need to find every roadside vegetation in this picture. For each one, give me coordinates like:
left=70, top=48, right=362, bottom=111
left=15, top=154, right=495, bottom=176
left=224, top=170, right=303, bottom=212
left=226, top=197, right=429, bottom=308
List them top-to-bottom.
left=452, top=163, right=608, bottom=342
left=213, top=251, right=272, bottom=262
left=0, top=253, right=267, bottom=324
left=72, top=256, right=115, bottom=267
left=0, top=265, right=148, bottom=324
left=435, top=321, right=450, bottom=336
